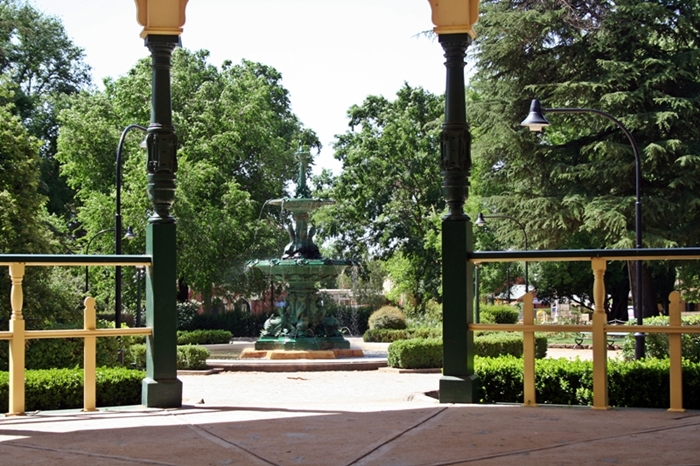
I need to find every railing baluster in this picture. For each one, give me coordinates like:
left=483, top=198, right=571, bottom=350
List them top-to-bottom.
left=591, top=258, right=609, bottom=410
left=8, top=263, right=26, bottom=416
left=668, top=291, right=684, bottom=412
left=522, top=292, right=537, bottom=406
left=83, top=297, right=97, bottom=412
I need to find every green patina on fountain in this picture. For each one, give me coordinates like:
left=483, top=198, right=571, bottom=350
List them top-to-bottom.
left=248, top=148, right=354, bottom=351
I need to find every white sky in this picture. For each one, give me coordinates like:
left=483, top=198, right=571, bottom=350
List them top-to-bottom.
left=30, top=0, right=449, bottom=174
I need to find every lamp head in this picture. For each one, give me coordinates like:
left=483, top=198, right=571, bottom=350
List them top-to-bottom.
left=520, top=99, right=550, bottom=132
left=475, top=212, right=487, bottom=227
left=124, top=226, right=137, bottom=240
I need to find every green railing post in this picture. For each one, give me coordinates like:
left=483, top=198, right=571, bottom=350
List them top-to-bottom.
left=438, top=32, right=479, bottom=403
left=141, top=33, right=182, bottom=408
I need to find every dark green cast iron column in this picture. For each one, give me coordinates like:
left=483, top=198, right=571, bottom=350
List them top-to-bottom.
left=438, top=33, right=479, bottom=403
left=141, top=34, right=182, bottom=408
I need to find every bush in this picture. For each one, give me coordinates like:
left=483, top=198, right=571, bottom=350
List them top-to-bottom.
left=177, top=299, right=201, bottom=330
left=480, top=304, right=520, bottom=324
left=368, top=306, right=407, bottom=330
left=182, top=309, right=267, bottom=337
left=621, top=315, right=700, bottom=362
left=0, top=320, right=124, bottom=371
left=363, top=327, right=442, bottom=343
left=177, top=329, right=232, bottom=345
left=474, top=333, right=548, bottom=359
left=386, top=334, right=547, bottom=369
left=388, top=338, right=442, bottom=369
left=125, top=344, right=210, bottom=370
left=475, top=356, right=700, bottom=409
left=0, top=367, right=144, bottom=412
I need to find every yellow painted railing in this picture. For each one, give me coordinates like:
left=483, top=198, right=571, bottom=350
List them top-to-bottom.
left=470, top=255, right=700, bottom=412
left=1, top=259, right=152, bottom=415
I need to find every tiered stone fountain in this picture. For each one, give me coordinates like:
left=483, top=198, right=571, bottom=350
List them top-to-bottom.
left=244, top=148, right=359, bottom=358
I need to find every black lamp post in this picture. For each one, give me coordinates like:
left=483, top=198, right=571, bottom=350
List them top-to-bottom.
left=521, top=99, right=645, bottom=359
left=115, top=124, right=147, bottom=330
left=476, top=212, right=529, bottom=294
left=84, top=226, right=136, bottom=293
left=135, top=265, right=145, bottom=327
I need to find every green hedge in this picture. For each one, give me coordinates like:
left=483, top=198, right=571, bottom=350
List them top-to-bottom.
left=480, top=305, right=520, bottom=324
left=181, top=310, right=267, bottom=337
left=621, top=315, right=700, bottom=363
left=0, top=324, right=130, bottom=371
left=363, top=327, right=442, bottom=342
left=177, top=329, right=232, bottom=345
left=386, top=334, right=547, bottom=369
left=388, top=338, right=442, bottom=369
left=126, top=344, right=210, bottom=370
left=477, top=356, right=700, bottom=409
left=0, top=367, right=144, bottom=412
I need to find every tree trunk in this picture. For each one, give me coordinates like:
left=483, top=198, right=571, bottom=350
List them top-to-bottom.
left=627, top=260, right=658, bottom=319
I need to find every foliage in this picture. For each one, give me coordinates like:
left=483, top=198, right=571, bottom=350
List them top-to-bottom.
left=0, top=0, right=91, bottom=216
left=471, top=0, right=700, bottom=314
left=56, top=50, right=317, bottom=311
left=315, top=85, right=445, bottom=312
left=177, top=300, right=201, bottom=331
left=479, top=304, right=520, bottom=324
left=368, top=305, right=407, bottom=330
left=180, top=309, right=268, bottom=337
left=621, top=315, right=700, bottom=362
left=0, top=320, right=124, bottom=370
left=363, top=327, right=442, bottom=343
left=177, top=329, right=232, bottom=345
left=474, top=333, right=548, bottom=359
left=385, top=334, right=547, bottom=368
left=387, top=337, right=442, bottom=369
left=126, top=344, right=210, bottom=371
left=476, top=356, right=700, bottom=409
left=0, top=367, right=144, bottom=412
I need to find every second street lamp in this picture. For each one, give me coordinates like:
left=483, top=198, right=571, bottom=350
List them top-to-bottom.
left=521, top=98, right=645, bottom=359
left=115, top=124, right=147, bottom=331
left=84, top=226, right=136, bottom=294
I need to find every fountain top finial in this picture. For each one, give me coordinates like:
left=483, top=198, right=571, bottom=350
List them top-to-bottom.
left=295, top=145, right=312, bottom=198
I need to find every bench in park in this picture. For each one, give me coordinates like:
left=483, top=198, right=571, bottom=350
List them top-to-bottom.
left=574, top=331, right=627, bottom=349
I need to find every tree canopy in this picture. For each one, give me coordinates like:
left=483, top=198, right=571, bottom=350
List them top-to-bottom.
left=470, top=0, right=700, bottom=316
left=56, top=49, right=317, bottom=311
left=314, top=84, right=445, bottom=312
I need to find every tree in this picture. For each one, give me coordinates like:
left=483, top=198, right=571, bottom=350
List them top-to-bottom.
left=0, top=0, right=91, bottom=216
left=470, top=0, right=700, bottom=316
left=56, top=49, right=316, bottom=312
left=0, top=81, right=82, bottom=327
left=314, top=84, right=445, bottom=313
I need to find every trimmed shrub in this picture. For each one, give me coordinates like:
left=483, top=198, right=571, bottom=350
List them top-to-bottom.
left=480, top=305, right=520, bottom=324
left=368, top=306, right=407, bottom=330
left=621, top=315, right=700, bottom=363
left=363, top=327, right=442, bottom=343
left=177, top=329, right=232, bottom=345
left=474, top=333, right=548, bottom=359
left=388, top=338, right=442, bottom=369
left=125, top=344, right=210, bottom=370
left=177, top=345, right=210, bottom=370
left=475, top=356, right=700, bottom=409
left=0, top=367, right=144, bottom=412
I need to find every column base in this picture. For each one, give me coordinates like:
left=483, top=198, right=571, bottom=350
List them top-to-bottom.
left=439, top=375, right=480, bottom=403
left=142, top=377, right=183, bottom=408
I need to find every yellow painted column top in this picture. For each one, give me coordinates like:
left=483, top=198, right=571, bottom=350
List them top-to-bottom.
left=134, top=0, right=189, bottom=38
left=427, top=0, right=480, bottom=37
